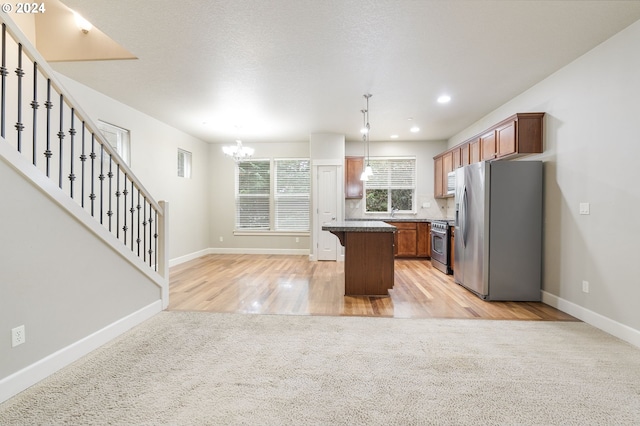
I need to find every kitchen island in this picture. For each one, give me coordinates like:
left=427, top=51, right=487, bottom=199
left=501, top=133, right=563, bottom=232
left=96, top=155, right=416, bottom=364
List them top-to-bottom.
left=321, top=221, right=396, bottom=296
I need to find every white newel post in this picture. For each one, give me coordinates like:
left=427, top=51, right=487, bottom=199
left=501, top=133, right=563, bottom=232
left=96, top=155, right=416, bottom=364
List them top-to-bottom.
left=158, top=200, right=170, bottom=309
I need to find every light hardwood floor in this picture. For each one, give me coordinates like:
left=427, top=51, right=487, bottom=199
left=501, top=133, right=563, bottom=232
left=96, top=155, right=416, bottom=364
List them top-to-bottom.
left=169, top=254, right=577, bottom=321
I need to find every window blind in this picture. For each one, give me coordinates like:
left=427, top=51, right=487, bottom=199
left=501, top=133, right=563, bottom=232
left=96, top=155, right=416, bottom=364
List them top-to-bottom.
left=366, top=158, right=416, bottom=189
left=275, top=159, right=310, bottom=231
left=236, top=160, right=270, bottom=230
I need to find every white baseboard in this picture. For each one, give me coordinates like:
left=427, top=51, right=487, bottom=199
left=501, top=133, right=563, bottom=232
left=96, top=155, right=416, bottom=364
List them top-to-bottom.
left=168, top=248, right=211, bottom=267
left=169, top=248, right=311, bottom=267
left=542, top=291, right=640, bottom=348
left=0, top=300, right=162, bottom=404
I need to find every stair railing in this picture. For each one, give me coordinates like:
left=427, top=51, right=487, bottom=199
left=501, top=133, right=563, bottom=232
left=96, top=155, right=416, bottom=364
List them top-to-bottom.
left=0, top=16, right=168, bottom=293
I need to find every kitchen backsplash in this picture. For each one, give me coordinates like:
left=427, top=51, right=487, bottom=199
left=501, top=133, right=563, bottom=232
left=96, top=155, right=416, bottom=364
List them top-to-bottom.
left=345, top=196, right=455, bottom=220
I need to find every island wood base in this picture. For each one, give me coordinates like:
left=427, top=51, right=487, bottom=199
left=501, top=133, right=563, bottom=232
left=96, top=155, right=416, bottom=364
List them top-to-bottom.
left=334, top=231, right=395, bottom=296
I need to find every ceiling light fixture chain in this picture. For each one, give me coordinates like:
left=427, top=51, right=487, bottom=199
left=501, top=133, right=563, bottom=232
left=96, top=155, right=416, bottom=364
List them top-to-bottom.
left=360, top=93, right=373, bottom=181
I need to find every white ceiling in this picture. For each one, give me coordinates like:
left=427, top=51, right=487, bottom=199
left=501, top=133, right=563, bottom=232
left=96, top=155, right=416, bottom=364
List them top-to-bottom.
left=54, top=1, right=640, bottom=144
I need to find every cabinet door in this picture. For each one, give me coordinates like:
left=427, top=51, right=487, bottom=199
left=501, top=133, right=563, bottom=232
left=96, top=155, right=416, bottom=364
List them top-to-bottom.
left=496, top=121, right=516, bottom=157
left=480, top=130, right=496, bottom=161
left=469, top=139, right=481, bottom=164
left=461, top=144, right=470, bottom=166
left=452, top=147, right=461, bottom=169
left=434, top=156, right=444, bottom=198
left=345, top=157, right=364, bottom=199
left=389, top=222, right=418, bottom=257
left=417, top=223, right=430, bottom=257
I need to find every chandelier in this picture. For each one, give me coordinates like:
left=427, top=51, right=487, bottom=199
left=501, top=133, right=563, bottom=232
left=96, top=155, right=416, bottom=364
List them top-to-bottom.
left=360, top=94, right=373, bottom=181
left=222, top=139, right=254, bottom=162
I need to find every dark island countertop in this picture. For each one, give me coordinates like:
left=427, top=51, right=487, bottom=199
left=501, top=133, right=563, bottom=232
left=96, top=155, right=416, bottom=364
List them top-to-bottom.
left=345, top=218, right=455, bottom=226
left=322, top=221, right=397, bottom=232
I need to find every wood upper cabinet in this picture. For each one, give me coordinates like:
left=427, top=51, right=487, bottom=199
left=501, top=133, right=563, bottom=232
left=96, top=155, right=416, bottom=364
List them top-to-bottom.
left=434, top=112, right=544, bottom=173
left=496, top=120, right=516, bottom=157
left=480, top=130, right=497, bottom=161
left=469, top=138, right=481, bottom=164
left=461, top=144, right=470, bottom=166
left=452, top=147, right=462, bottom=169
left=434, top=155, right=444, bottom=198
left=345, top=156, right=364, bottom=199
left=387, top=221, right=430, bottom=258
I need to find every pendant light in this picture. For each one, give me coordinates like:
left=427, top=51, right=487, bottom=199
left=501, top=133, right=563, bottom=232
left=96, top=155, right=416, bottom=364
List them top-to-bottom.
left=360, top=93, right=373, bottom=181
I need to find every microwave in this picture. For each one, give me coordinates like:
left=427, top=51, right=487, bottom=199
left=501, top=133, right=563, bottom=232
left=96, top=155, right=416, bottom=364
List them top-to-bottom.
left=446, top=171, right=456, bottom=196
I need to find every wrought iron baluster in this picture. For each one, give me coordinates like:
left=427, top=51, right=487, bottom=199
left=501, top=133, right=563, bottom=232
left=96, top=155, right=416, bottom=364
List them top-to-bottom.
left=1, top=24, right=7, bottom=139
left=15, top=44, right=24, bottom=151
left=31, top=62, right=38, bottom=166
left=44, top=79, right=53, bottom=177
left=58, top=94, right=65, bottom=188
left=68, top=110, right=76, bottom=198
left=80, top=123, right=86, bottom=207
left=89, top=134, right=96, bottom=216
left=99, top=144, right=105, bottom=224
left=107, top=155, right=113, bottom=231
left=116, top=165, right=121, bottom=239
left=122, top=174, right=128, bottom=245
left=130, top=180, right=135, bottom=251
left=136, top=192, right=142, bottom=256
left=143, top=199, right=147, bottom=262
left=148, top=207, right=154, bottom=267
left=154, top=210, right=158, bottom=270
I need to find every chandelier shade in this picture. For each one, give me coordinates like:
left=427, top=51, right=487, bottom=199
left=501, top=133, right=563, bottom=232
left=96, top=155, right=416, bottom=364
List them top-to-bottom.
left=222, top=139, right=254, bottom=162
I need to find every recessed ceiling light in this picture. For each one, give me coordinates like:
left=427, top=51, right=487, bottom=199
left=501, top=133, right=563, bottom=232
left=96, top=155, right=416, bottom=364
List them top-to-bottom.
left=437, top=95, right=451, bottom=104
left=410, top=126, right=420, bottom=133
left=390, top=134, right=399, bottom=139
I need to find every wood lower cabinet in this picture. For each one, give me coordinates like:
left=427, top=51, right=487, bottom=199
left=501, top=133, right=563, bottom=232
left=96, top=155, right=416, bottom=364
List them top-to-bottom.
left=345, top=156, right=364, bottom=199
left=387, top=221, right=430, bottom=258
left=417, top=223, right=431, bottom=257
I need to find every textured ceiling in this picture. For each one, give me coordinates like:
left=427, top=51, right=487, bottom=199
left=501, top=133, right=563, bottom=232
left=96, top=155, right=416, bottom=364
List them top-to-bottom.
left=53, top=0, right=640, bottom=144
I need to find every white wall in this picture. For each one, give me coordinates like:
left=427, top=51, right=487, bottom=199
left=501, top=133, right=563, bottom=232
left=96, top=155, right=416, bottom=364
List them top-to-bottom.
left=448, top=19, right=640, bottom=341
left=54, top=73, right=211, bottom=261
left=345, top=139, right=448, bottom=219
left=209, top=140, right=311, bottom=253
left=0, top=151, right=160, bottom=386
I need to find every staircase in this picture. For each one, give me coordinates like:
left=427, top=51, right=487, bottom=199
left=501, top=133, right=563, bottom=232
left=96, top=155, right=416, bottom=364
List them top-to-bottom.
left=0, top=14, right=168, bottom=403
left=0, top=18, right=168, bottom=289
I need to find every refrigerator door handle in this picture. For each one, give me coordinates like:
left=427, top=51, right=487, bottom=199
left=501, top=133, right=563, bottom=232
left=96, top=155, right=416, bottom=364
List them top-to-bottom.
left=462, top=186, right=469, bottom=248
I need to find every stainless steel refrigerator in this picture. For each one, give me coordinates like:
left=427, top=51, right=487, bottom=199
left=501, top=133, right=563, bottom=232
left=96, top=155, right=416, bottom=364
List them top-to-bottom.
left=454, top=161, right=543, bottom=301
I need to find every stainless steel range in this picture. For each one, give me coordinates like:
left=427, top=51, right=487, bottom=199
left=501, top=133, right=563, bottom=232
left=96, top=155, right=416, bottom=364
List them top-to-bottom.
left=430, top=220, right=451, bottom=274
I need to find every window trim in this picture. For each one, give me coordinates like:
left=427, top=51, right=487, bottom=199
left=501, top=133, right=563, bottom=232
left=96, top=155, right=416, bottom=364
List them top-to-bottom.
left=364, top=156, right=417, bottom=215
left=233, top=157, right=311, bottom=235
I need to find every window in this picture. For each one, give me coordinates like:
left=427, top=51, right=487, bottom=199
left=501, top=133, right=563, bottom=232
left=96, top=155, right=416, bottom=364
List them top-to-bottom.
left=98, top=121, right=130, bottom=166
left=178, top=149, right=192, bottom=178
left=365, top=157, right=416, bottom=213
left=235, top=158, right=310, bottom=232
left=275, top=159, right=310, bottom=231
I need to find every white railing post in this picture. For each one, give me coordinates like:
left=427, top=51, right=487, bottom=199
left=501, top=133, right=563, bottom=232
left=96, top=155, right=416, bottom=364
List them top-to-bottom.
left=158, top=200, right=170, bottom=309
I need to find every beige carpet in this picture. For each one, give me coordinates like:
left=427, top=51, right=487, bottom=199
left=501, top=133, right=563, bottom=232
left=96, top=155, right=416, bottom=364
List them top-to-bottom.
left=1, top=312, right=639, bottom=425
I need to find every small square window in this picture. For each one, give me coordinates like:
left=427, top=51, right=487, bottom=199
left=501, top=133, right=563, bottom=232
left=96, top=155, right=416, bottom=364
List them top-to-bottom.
left=98, top=120, right=131, bottom=166
left=178, top=149, right=192, bottom=178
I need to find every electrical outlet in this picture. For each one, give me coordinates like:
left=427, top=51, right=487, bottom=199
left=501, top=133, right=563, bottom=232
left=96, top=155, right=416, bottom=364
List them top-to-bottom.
left=579, top=202, right=590, bottom=215
left=219, top=236, right=223, bottom=242
left=295, top=237, right=300, bottom=243
left=582, top=280, right=589, bottom=293
left=12, top=325, right=25, bottom=347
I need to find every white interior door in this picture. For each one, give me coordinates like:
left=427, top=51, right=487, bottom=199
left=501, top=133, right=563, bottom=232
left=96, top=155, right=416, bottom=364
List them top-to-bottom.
left=317, top=165, right=339, bottom=261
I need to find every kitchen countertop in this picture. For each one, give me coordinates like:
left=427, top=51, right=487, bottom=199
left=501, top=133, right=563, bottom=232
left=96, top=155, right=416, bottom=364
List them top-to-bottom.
left=346, top=218, right=455, bottom=225
left=322, top=221, right=396, bottom=232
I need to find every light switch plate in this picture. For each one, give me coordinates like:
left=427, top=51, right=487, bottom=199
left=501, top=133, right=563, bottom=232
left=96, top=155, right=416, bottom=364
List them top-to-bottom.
left=579, top=202, right=590, bottom=215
